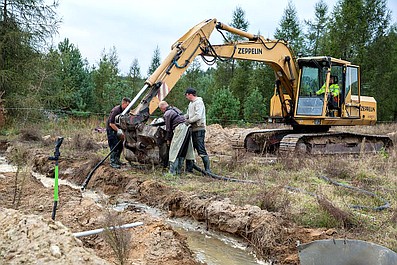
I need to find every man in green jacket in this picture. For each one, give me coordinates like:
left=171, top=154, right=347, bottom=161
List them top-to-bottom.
left=316, top=76, right=340, bottom=109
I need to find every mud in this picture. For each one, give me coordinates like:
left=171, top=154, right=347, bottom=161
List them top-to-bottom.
left=0, top=125, right=336, bottom=264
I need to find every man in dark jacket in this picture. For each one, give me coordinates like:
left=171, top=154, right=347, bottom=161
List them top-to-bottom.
left=106, top=97, right=131, bottom=168
left=159, top=100, right=194, bottom=175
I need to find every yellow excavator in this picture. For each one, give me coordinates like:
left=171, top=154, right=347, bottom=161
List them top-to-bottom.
left=117, top=18, right=392, bottom=164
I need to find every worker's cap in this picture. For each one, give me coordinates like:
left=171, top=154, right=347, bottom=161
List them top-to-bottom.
left=185, top=88, right=196, bottom=95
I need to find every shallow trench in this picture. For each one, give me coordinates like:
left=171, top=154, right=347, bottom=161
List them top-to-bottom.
left=0, top=154, right=267, bottom=264
left=115, top=201, right=268, bottom=265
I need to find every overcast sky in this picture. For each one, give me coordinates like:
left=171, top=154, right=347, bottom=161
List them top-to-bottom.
left=51, top=0, right=397, bottom=76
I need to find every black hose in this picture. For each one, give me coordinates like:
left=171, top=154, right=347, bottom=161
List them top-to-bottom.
left=81, top=140, right=122, bottom=191
left=191, top=162, right=389, bottom=211
left=192, top=163, right=257, bottom=184
left=318, top=175, right=390, bottom=211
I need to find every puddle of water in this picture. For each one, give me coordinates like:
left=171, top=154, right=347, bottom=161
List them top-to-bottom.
left=0, top=156, right=17, bottom=173
left=31, top=171, right=107, bottom=202
left=117, top=202, right=270, bottom=265
left=174, top=225, right=268, bottom=265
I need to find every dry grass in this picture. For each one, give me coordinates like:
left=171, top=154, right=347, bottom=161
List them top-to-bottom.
left=168, top=123, right=397, bottom=252
left=19, top=126, right=42, bottom=142
left=70, top=132, right=100, bottom=151
left=8, top=146, right=32, bottom=209
left=255, top=184, right=291, bottom=214
left=317, top=196, right=356, bottom=228
left=101, top=206, right=132, bottom=265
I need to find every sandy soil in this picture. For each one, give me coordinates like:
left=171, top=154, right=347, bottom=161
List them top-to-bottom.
left=0, top=125, right=338, bottom=265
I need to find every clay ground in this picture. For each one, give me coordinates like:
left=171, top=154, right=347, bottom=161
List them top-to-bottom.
left=1, top=123, right=396, bottom=264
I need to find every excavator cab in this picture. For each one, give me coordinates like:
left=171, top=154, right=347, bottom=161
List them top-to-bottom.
left=296, top=57, right=345, bottom=118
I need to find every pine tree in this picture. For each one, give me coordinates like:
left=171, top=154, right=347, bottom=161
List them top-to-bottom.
left=0, top=0, right=60, bottom=117
left=0, top=0, right=59, bottom=48
left=304, top=0, right=329, bottom=56
left=324, top=0, right=390, bottom=62
left=325, top=0, right=394, bottom=121
left=274, top=1, right=304, bottom=54
left=213, top=6, right=252, bottom=120
left=227, top=6, right=249, bottom=42
left=365, top=26, right=397, bottom=121
left=40, top=38, right=93, bottom=112
left=147, top=46, right=161, bottom=77
left=92, top=47, right=122, bottom=113
left=127, top=58, right=143, bottom=96
left=230, top=59, right=252, bottom=118
left=247, top=62, right=274, bottom=116
left=207, top=88, right=240, bottom=126
left=243, top=88, right=267, bottom=123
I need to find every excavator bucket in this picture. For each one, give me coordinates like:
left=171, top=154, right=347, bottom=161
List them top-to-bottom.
left=298, top=239, right=397, bottom=265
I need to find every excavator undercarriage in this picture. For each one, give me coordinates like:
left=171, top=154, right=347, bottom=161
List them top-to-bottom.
left=120, top=123, right=393, bottom=166
left=242, top=129, right=393, bottom=155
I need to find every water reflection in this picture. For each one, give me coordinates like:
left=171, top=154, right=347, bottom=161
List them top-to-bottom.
left=174, top=226, right=269, bottom=265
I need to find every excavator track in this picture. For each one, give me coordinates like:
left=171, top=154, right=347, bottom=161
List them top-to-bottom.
left=232, top=129, right=293, bottom=154
left=239, top=130, right=393, bottom=155
left=280, top=132, right=393, bottom=155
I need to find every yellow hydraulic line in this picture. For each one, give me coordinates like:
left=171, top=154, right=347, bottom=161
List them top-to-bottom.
left=216, top=22, right=257, bottom=40
left=146, top=48, right=179, bottom=86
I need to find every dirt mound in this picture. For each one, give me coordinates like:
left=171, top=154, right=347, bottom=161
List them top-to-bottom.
left=205, top=124, right=259, bottom=155
left=0, top=208, right=110, bottom=265
left=130, top=222, right=198, bottom=265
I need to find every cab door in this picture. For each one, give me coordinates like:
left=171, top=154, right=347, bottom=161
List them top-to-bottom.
left=295, top=65, right=325, bottom=117
left=342, top=66, right=360, bottom=118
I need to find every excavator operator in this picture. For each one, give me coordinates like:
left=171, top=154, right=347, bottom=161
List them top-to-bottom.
left=316, top=75, right=340, bottom=113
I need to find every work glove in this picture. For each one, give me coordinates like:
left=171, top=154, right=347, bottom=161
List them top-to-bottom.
left=117, top=128, right=124, bottom=138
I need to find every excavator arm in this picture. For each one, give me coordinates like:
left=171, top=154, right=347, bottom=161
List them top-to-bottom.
left=117, top=18, right=218, bottom=164
left=118, top=18, right=217, bottom=128
left=209, top=22, right=297, bottom=97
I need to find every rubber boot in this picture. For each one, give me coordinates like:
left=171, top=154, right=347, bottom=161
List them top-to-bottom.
left=110, top=152, right=120, bottom=169
left=114, top=156, right=126, bottom=166
left=202, top=156, right=211, bottom=173
left=169, top=157, right=183, bottom=175
left=176, top=157, right=184, bottom=175
left=185, top=159, right=194, bottom=173
left=169, top=161, right=177, bottom=175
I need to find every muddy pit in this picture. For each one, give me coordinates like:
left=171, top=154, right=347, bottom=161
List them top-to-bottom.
left=0, top=125, right=334, bottom=265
